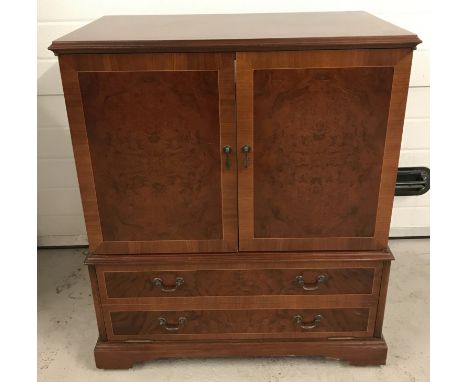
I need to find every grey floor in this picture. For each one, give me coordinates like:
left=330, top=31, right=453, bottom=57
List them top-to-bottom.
left=38, top=239, right=429, bottom=382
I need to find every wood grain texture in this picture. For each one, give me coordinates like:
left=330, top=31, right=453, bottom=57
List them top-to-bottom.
left=48, top=12, right=421, bottom=54
left=52, top=14, right=414, bottom=367
left=236, top=48, right=414, bottom=251
left=373, top=51, right=414, bottom=248
left=58, top=52, right=237, bottom=254
left=253, top=67, right=392, bottom=239
left=80, top=70, right=223, bottom=241
left=86, top=241, right=391, bottom=367
left=86, top=249, right=395, bottom=265
left=94, top=253, right=385, bottom=306
left=374, top=261, right=392, bottom=337
left=88, top=265, right=107, bottom=340
left=102, top=267, right=376, bottom=299
left=100, top=295, right=378, bottom=312
left=105, top=308, right=373, bottom=341
left=94, top=337, right=388, bottom=368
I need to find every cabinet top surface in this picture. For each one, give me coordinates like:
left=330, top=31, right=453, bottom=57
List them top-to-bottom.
left=49, top=12, right=421, bottom=54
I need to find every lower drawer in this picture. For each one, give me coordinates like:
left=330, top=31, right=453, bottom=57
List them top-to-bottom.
left=103, top=307, right=376, bottom=341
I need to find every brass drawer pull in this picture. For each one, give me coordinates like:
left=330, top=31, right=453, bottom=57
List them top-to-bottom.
left=295, top=274, right=328, bottom=291
left=152, top=277, right=184, bottom=292
left=294, top=314, right=323, bottom=330
left=158, top=317, right=187, bottom=331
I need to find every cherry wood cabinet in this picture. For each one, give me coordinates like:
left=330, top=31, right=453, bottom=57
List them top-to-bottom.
left=50, top=12, right=420, bottom=368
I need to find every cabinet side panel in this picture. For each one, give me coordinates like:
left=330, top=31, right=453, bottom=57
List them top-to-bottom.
left=373, top=52, right=413, bottom=247
left=58, top=56, right=104, bottom=253
left=374, top=260, right=391, bottom=337
left=88, top=265, right=108, bottom=340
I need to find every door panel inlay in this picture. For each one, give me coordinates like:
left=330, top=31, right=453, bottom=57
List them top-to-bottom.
left=253, top=67, right=393, bottom=238
left=79, top=70, right=223, bottom=241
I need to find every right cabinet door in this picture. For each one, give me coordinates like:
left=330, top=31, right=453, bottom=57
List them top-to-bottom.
left=236, top=49, right=413, bottom=252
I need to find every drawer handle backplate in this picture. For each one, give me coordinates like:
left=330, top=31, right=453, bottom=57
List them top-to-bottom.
left=295, top=274, right=328, bottom=291
left=152, top=277, right=184, bottom=292
left=294, top=314, right=323, bottom=330
left=158, top=316, right=187, bottom=331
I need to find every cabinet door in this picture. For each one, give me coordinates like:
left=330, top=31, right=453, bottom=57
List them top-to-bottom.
left=236, top=49, right=413, bottom=251
left=59, top=53, right=237, bottom=254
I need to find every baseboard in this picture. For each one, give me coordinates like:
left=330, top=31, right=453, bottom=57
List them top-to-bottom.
left=389, top=227, right=430, bottom=238
left=37, top=235, right=88, bottom=247
left=94, top=337, right=388, bottom=369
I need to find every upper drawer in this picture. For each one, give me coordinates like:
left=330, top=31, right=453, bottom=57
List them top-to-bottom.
left=97, top=264, right=382, bottom=303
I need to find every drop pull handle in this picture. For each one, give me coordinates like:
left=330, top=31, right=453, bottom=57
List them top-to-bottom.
left=241, top=144, right=251, bottom=168
left=223, top=145, right=232, bottom=169
left=295, top=274, right=328, bottom=291
left=152, top=277, right=184, bottom=292
left=294, top=314, right=323, bottom=330
left=158, top=316, right=187, bottom=331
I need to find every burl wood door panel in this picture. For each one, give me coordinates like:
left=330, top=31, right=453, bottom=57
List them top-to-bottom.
left=236, top=49, right=413, bottom=251
left=59, top=53, right=237, bottom=254
left=253, top=67, right=391, bottom=238
left=99, top=266, right=378, bottom=302
left=104, top=307, right=374, bottom=340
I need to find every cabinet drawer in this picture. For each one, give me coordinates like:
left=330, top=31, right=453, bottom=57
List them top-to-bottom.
left=98, top=266, right=380, bottom=302
left=104, top=307, right=375, bottom=341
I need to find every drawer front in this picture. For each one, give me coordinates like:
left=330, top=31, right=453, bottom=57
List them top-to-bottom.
left=99, top=266, right=380, bottom=302
left=104, top=307, right=375, bottom=341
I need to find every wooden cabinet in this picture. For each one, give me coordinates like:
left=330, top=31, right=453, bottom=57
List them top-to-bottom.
left=50, top=12, right=420, bottom=368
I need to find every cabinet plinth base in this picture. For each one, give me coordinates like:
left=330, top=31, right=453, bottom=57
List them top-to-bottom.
left=94, top=337, right=388, bottom=369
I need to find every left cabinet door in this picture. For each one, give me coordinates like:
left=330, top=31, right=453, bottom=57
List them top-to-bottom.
left=59, top=53, right=237, bottom=254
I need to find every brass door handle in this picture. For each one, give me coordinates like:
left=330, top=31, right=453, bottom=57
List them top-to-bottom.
left=241, top=144, right=251, bottom=168
left=223, top=145, right=232, bottom=169
left=295, top=274, right=328, bottom=291
left=152, top=277, right=184, bottom=292
left=294, top=314, right=323, bottom=330
left=158, top=317, right=187, bottom=331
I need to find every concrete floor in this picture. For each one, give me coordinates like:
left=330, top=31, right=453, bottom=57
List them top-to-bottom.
left=38, top=239, right=429, bottom=382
